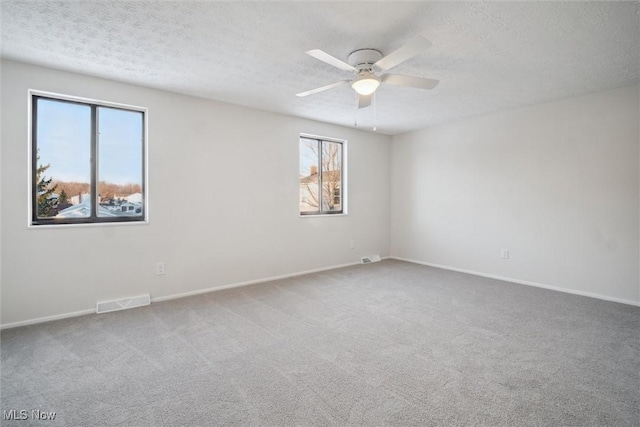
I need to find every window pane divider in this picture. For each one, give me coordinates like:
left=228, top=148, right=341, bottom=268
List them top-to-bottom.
left=90, top=104, right=97, bottom=221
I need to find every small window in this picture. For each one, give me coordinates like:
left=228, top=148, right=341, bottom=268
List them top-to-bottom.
left=30, top=92, right=146, bottom=225
left=299, top=136, right=344, bottom=215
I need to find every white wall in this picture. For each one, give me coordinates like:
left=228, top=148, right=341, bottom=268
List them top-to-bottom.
left=0, top=60, right=391, bottom=326
left=3, top=60, right=637, bottom=327
left=0, top=63, right=3, bottom=325
left=391, top=85, right=640, bottom=304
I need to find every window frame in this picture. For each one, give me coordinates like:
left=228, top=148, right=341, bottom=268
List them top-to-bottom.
left=28, top=90, right=149, bottom=227
left=299, top=134, right=347, bottom=217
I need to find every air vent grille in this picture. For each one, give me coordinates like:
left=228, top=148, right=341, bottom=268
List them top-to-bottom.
left=361, top=254, right=381, bottom=264
left=96, top=294, right=150, bottom=314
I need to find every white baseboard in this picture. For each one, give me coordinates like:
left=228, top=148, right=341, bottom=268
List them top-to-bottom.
left=17, top=254, right=626, bottom=328
left=391, top=256, right=640, bottom=307
left=0, top=259, right=369, bottom=330
left=151, top=260, right=365, bottom=304
left=0, top=308, right=96, bottom=330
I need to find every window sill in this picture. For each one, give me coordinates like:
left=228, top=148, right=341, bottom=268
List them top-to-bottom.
left=299, top=213, right=348, bottom=218
left=28, top=219, right=149, bottom=229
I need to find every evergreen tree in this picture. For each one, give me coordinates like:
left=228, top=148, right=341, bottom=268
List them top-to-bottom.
left=36, top=154, right=58, bottom=217
left=58, top=189, right=69, bottom=206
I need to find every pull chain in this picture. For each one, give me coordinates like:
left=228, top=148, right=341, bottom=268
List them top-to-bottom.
left=354, top=92, right=358, bottom=127
left=372, top=92, right=377, bottom=131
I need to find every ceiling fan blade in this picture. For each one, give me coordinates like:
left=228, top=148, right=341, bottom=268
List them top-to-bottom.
left=374, top=36, right=433, bottom=71
left=306, top=49, right=357, bottom=72
left=382, top=74, right=439, bottom=90
left=296, top=80, right=350, bottom=97
left=358, top=94, right=372, bottom=109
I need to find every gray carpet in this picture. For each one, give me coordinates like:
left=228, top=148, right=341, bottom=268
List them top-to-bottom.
left=1, top=259, right=639, bottom=426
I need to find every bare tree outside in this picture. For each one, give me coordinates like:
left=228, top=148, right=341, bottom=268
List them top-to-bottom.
left=299, top=138, right=342, bottom=214
left=321, top=141, right=341, bottom=210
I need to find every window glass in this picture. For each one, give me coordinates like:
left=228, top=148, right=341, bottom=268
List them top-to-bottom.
left=35, top=98, right=91, bottom=219
left=97, top=107, right=144, bottom=218
left=299, top=136, right=344, bottom=215
left=299, top=138, right=320, bottom=214
left=321, top=141, right=342, bottom=212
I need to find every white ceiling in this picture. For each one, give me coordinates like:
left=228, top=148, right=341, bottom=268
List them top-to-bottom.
left=1, top=1, right=639, bottom=135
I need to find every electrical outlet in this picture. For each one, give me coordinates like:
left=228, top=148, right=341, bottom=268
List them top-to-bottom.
left=350, top=240, right=356, bottom=249
left=501, top=249, right=510, bottom=259
left=156, top=262, right=166, bottom=275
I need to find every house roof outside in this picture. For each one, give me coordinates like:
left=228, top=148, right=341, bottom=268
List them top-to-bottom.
left=300, top=170, right=341, bottom=185
left=57, top=198, right=141, bottom=218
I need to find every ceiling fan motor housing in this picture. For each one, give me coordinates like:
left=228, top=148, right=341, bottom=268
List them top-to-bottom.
left=348, top=49, right=383, bottom=72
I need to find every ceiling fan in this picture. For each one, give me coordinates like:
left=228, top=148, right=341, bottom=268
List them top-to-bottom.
left=296, top=36, right=439, bottom=109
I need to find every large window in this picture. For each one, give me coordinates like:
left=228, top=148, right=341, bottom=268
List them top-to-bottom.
left=30, top=92, right=146, bottom=225
left=299, top=135, right=344, bottom=215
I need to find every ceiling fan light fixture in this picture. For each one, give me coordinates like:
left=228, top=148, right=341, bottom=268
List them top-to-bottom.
left=351, top=72, right=380, bottom=96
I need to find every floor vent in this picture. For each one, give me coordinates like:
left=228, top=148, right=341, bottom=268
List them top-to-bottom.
left=361, top=254, right=381, bottom=264
left=96, top=294, right=151, bottom=314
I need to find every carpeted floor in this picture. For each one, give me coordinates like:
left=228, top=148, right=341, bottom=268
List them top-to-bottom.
left=1, top=260, right=639, bottom=426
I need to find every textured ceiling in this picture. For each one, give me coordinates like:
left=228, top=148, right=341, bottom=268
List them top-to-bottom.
left=1, top=1, right=639, bottom=135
